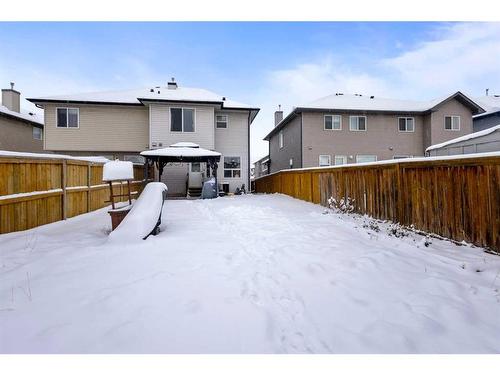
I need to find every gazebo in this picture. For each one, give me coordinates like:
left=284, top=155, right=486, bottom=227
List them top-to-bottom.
left=140, top=142, right=221, bottom=195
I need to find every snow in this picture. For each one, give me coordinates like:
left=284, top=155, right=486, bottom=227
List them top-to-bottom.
left=28, top=85, right=257, bottom=111
left=473, top=95, right=500, bottom=118
left=0, top=104, right=44, bottom=125
left=426, top=124, right=500, bottom=151
left=170, top=142, right=200, bottom=148
left=141, top=146, right=222, bottom=158
left=0, top=150, right=109, bottom=164
left=102, top=160, right=134, bottom=182
left=108, top=182, right=167, bottom=242
left=0, top=189, right=62, bottom=201
left=0, top=194, right=499, bottom=354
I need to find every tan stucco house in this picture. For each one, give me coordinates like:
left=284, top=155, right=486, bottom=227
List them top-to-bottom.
left=28, top=80, right=259, bottom=196
left=1, top=83, right=44, bottom=153
left=263, top=92, right=484, bottom=173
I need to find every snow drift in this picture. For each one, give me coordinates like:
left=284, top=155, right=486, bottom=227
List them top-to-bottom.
left=103, top=160, right=134, bottom=181
left=108, top=182, right=168, bottom=242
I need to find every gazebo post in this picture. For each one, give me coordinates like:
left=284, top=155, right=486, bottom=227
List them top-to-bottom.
left=144, top=159, right=149, bottom=187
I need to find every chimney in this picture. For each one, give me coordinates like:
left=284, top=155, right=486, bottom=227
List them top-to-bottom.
left=167, top=77, right=178, bottom=90
left=2, top=82, right=21, bottom=113
left=486, top=88, right=489, bottom=96
left=274, top=105, right=283, bottom=126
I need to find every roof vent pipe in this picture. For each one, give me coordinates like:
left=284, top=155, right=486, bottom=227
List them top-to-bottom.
left=486, top=88, right=489, bottom=96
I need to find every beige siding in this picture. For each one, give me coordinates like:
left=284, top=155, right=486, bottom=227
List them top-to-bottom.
left=430, top=97, right=474, bottom=146
left=149, top=103, right=215, bottom=149
left=43, top=104, right=149, bottom=152
left=215, top=110, right=250, bottom=191
left=301, top=112, right=425, bottom=167
left=0, top=116, right=44, bottom=152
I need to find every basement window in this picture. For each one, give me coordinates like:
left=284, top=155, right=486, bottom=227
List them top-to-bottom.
left=56, top=108, right=79, bottom=128
left=319, top=155, right=331, bottom=167
left=224, top=156, right=241, bottom=178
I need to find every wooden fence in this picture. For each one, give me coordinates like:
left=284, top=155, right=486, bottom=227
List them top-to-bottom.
left=0, top=155, right=152, bottom=234
left=254, top=155, right=500, bottom=252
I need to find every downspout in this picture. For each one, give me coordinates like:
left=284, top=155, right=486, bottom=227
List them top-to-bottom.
left=247, top=111, right=251, bottom=191
left=300, top=112, right=303, bottom=168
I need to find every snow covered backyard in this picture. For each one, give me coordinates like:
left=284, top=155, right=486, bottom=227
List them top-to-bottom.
left=1, top=194, right=499, bottom=353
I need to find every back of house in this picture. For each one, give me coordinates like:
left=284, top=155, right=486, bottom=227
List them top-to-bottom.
left=28, top=80, right=259, bottom=196
left=263, top=91, right=484, bottom=173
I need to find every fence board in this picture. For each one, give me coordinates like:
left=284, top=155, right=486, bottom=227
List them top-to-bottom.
left=0, top=156, right=153, bottom=234
left=255, top=156, right=500, bottom=252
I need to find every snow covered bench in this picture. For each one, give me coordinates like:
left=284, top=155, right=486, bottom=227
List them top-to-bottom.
left=108, top=182, right=168, bottom=242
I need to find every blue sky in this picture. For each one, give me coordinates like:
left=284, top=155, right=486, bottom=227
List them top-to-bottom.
left=1, top=22, right=499, bottom=159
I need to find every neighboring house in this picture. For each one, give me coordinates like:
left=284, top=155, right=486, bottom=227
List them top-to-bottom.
left=28, top=80, right=259, bottom=196
left=0, top=83, right=44, bottom=153
left=263, top=91, right=484, bottom=173
left=473, top=94, right=500, bottom=132
left=426, top=123, right=500, bottom=156
left=253, top=154, right=270, bottom=179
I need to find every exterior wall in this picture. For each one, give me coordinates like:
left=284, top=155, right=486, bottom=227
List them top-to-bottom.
left=429, top=98, right=473, bottom=146
left=149, top=103, right=215, bottom=150
left=43, top=104, right=149, bottom=152
left=215, top=110, right=250, bottom=191
left=301, top=112, right=425, bottom=167
left=473, top=113, right=500, bottom=132
left=269, top=114, right=302, bottom=172
left=422, top=114, right=432, bottom=150
left=0, top=116, right=44, bottom=152
left=428, top=130, right=500, bottom=156
left=253, top=159, right=269, bottom=179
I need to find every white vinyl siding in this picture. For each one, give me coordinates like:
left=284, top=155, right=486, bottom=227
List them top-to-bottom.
left=56, top=108, right=79, bottom=128
left=324, top=115, right=341, bottom=130
left=445, top=115, right=460, bottom=131
left=349, top=116, right=367, bottom=131
left=398, top=117, right=414, bottom=132
left=279, top=130, right=284, bottom=148
left=319, top=154, right=331, bottom=166
left=334, top=155, right=347, bottom=165
left=356, top=155, right=377, bottom=163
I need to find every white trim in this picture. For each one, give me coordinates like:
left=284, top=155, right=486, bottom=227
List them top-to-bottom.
left=55, top=107, right=80, bottom=129
left=169, top=107, right=196, bottom=133
left=215, top=114, right=228, bottom=129
left=324, top=114, right=342, bottom=131
left=349, top=115, right=367, bottom=131
left=444, top=115, right=461, bottom=131
left=398, top=117, right=415, bottom=132
left=279, top=130, right=284, bottom=149
left=318, top=154, right=331, bottom=167
left=356, top=154, right=377, bottom=163
left=334, top=155, right=347, bottom=165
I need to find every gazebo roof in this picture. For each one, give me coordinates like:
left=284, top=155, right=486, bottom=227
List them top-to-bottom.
left=140, top=145, right=221, bottom=162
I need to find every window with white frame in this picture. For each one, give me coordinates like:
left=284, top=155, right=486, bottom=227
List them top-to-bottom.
left=56, top=108, right=79, bottom=128
left=170, top=108, right=195, bottom=132
left=216, top=114, right=228, bottom=129
left=324, top=115, right=342, bottom=130
left=444, top=115, right=460, bottom=130
left=349, top=116, right=367, bottom=131
left=398, top=117, right=414, bottom=132
left=32, top=127, right=43, bottom=140
left=279, top=130, right=284, bottom=148
left=319, top=155, right=331, bottom=167
left=334, top=155, right=347, bottom=165
left=356, top=155, right=377, bottom=163
left=224, top=156, right=241, bottom=178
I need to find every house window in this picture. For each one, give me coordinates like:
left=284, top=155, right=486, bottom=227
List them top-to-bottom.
left=56, top=108, right=79, bottom=128
left=171, top=108, right=195, bottom=132
left=216, top=114, right=228, bottom=128
left=324, top=115, right=342, bottom=130
left=349, top=116, right=367, bottom=131
left=445, top=116, right=460, bottom=131
left=398, top=117, right=414, bottom=132
left=32, top=127, right=43, bottom=140
left=279, top=130, right=284, bottom=149
left=319, top=155, right=331, bottom=167
left=334, top=155, right=347, bottom=165
left=356, top=155, right=377, bottom=163
left=224, top=156, right=241, bottom=178
left=191, top=163, right=201, bottom=172
left=261, top=163, right=268, bottom=172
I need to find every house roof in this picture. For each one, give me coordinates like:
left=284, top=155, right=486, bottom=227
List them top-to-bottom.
left=27, top=85, right=260, bottom=123
left=264, top=91, right=485, bottom=141
left=473, top=95, right=500, bottom=119
left=0, top=104, right=44, bottom=128
left=426, top=123, right=500, bottom=152
left=141, top=145, right=221, bottom=158
left=252, top=154, right=270, bottom=164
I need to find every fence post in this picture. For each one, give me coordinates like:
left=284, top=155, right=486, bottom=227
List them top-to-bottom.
left=61, top=159, right=67, bottom=220
left=87, top=163, right=91, bottom=213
